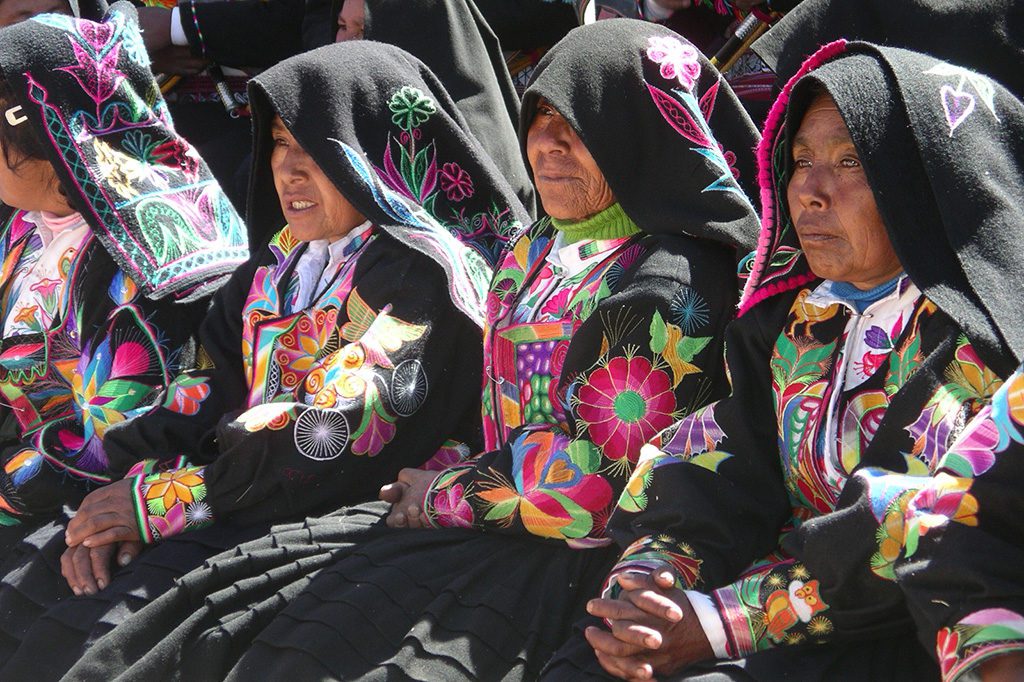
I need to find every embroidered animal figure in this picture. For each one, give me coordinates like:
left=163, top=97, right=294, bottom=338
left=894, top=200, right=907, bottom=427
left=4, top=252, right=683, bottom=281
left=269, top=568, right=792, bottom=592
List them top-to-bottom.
left=763, top=579, right=827, bottom=642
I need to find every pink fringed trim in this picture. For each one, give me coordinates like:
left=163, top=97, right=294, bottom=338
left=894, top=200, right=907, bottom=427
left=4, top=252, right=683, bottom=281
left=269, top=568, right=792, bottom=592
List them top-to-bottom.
left=738, top=39, right=848, bottom=316
left=737, top=272, right=817, bottom=317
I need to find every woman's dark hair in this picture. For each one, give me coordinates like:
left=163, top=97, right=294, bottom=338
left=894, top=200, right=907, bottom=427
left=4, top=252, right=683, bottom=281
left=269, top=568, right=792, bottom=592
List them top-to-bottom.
left=0, top=75, right=50, bottom=170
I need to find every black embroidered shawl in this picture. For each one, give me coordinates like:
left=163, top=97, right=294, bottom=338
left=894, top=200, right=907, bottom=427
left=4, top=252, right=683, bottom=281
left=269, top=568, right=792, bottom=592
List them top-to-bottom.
left=0, top=2, right=248, bottom=302
left=520, top=19, right=760, bottom=253
left=246, top=40, right=531, bottom=326
left=741, top=40, right=1024, bottom=376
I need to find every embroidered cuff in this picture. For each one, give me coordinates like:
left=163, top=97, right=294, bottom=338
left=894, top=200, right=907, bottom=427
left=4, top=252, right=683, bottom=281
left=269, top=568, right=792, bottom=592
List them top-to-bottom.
left=131, top=465, right=213, bottom=543
left=423, top=465, right=476, bottom=529
left=602, top=535, right=704, bottom=600
left=711, top=583, right=759, bottom=659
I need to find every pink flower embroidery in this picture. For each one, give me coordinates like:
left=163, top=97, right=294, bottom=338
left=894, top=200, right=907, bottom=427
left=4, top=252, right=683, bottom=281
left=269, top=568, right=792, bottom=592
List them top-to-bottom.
left=646, top=36, right=701, bottom=91
left=439, top=162, right=474, bottom=202
left=576, top=355, right=677, bottom=461
left=433, top=482, right=474, bottom=528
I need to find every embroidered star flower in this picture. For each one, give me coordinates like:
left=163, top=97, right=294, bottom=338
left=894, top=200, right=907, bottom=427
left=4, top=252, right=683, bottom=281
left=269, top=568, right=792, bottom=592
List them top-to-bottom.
left=438, top=162, right=474, bottom=202
left=145, top=468, right=206, bottom=513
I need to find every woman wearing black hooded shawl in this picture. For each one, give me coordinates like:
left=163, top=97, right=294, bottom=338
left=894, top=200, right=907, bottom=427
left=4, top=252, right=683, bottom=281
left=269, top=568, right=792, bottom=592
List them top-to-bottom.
left=0, top=4, right=247, bottom=547
left=56, top=19, right=760, bottom=681
left=0, top=38, right=529, bottom=676
left=546, top=41, right=1024, bottom=681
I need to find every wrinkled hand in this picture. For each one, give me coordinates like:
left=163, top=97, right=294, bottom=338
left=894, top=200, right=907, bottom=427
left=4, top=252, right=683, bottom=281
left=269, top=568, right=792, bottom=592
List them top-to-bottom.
left=379, top=468, right=436, bottom=529
left=66, top=479, right=141, bottom=549
left=61, top=540, right=142, bottom=596
left=585, top=567, right=713, bottom=680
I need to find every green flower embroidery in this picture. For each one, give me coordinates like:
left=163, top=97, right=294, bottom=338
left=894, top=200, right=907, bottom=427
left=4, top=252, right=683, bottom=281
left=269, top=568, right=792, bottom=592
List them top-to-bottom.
left=388, top=86, right=437, bottom=132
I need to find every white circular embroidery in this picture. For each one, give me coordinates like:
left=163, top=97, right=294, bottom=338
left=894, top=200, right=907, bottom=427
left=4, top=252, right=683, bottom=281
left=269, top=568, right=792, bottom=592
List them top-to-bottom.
left=390, top=359, right=429, bottom=417
left=294, top=408, right=350, bottom=461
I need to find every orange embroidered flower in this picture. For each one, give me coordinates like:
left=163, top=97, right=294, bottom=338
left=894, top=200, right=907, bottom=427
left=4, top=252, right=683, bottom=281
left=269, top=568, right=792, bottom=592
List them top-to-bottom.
left=146, top=469, right=204, bottom=510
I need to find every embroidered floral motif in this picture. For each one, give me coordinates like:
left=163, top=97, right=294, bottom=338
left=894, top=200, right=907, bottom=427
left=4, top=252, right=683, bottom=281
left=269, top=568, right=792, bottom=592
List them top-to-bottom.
left=645, top=36, right=701, bottom=91
left=387, top=85, right=437, bottom=133
left=438, top=162, right=474, bottom=202
left=575, top=354, right=677, bottom=462
left=474, top=430, right=613, bottom=540
left=131, top=464, right=213, bottom=543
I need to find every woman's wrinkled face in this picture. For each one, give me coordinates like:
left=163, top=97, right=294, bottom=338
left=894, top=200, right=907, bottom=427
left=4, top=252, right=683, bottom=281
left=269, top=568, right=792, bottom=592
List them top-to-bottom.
left=0, top=0, right=69, bottom=27
left=335, top=0, right=365, bottom=42
left=786, top=93, right=902, bottom=290
left=526, top=98, right=614, bottom=222
left=269, top=116, right=366, bottom=242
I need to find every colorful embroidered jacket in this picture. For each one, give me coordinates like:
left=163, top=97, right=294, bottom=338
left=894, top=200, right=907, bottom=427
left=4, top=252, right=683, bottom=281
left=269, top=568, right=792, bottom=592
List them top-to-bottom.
left=0, top=210, right=205, bottom=524
left=423, top=219, right=738, bottom=547
left=103, top=226, right=484, bottom=540
left=606, top=278, right=1005, bottom=655
left=891, top=362, right=1024, bottom=681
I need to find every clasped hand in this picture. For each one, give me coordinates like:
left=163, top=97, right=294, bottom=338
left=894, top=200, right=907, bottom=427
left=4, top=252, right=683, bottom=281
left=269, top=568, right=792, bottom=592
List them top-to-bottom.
left=585, top=567, right=714, bottom=681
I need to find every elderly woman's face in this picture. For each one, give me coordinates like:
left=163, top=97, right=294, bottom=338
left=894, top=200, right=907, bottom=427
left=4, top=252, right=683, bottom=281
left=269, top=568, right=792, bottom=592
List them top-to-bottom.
left=787, top=93, right=902, bottom=290
left=526, top=99, right=614, bottom=222
left=270, top=116, right=366, bottom=242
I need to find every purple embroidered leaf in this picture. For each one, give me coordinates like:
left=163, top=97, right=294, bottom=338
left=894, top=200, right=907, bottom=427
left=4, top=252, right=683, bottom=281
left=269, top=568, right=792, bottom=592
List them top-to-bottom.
left=698, top=80, right=719, bottom=121
left=647, top=83, right=711, bottom=148
left=376, top=138, right=416, bottom=201
left=421, top=149, right=438, bottom=200
left=864, top=325, right=891, bottom=350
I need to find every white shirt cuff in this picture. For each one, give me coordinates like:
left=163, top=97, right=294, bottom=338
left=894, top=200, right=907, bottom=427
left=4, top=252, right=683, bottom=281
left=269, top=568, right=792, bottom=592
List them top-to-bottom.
left=170, top=7, right=189, bottom=47
left=685, top=590, right=729, bottom=659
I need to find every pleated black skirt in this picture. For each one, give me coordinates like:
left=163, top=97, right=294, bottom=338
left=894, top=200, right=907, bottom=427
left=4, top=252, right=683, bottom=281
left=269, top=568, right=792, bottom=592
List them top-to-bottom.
left=61, top=501, right=617, bottom=681
left=0, top=507, right=272, bottom=680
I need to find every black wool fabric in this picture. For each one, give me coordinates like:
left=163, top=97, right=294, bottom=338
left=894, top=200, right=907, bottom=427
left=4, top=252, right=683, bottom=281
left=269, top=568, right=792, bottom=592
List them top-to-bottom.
left=753, top=0, right=1024, bottom=99
left=522, top=19, right=761, bottom=252
left=247, top=40, right=530, bottom=303
left=742, top=41, right=1024, bottom=376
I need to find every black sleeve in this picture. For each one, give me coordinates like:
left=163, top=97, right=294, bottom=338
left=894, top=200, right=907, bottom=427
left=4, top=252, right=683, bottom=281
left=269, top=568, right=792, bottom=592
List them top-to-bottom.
left=178, top=0, right=306, bottom=67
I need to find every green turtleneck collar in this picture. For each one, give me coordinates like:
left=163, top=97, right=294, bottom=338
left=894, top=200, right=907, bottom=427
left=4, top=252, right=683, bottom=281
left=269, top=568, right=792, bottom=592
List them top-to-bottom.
left=550, top=203, right=640, bottom=243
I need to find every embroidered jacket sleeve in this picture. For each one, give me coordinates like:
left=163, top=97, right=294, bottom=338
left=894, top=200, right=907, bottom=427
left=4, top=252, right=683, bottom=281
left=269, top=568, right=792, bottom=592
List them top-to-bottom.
left=423, top=237, right=736, bottom=545
left=109, top=242, right=483, bottom=542
left=0, top=246, right=203, bottom=519
left=603, top=293, right=792, bottom=594
left=895, top=365, right=1024, bottom=681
